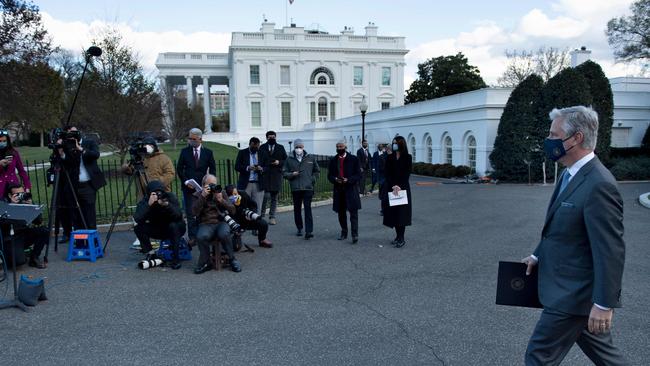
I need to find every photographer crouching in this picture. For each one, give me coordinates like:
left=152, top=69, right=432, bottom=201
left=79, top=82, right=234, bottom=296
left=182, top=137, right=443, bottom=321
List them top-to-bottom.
left=193, top=174, right=241, bottom=274
left=133, top=180, right=185, bottom=270
left=2, top=183, right=47, bottom=269
left=225, top=185, right=273, bottom=248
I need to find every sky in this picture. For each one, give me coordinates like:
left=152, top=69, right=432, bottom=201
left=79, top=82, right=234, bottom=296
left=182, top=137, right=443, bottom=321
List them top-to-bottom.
left=34, top=0, right=645, bottom=88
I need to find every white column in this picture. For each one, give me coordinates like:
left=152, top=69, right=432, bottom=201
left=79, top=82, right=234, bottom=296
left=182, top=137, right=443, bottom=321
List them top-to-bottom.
left=159, top=76, right=172, bottom=131
left=185, top=76, right=194, bottom=107
left=202, top=76, right=212, bottom=133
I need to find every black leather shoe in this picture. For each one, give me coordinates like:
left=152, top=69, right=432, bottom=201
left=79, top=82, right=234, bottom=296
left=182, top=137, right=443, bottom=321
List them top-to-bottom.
left=296, top=229, right=303, bottom=237
left=337, top=232, right=348, bottom=240
left=304, top=233, right=314, bottom=240
left=58, top=235, right=69, bottom=244
left=352, top=237, right=359, bottom=244
left=391, top=238, right=399, bottom=246
left=395, top=239, right=406, bottom=248
left=28, top=257, right=46, bottom=269
left=230, top=259, right=242, bottom=272
left=170, top=261, right=181, bottom=270
left=193, top=263, right=213, bottom=274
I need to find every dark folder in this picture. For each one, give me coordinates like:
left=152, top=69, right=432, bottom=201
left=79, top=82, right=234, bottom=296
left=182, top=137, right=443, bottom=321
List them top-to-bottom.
left=495, top=261, right=543, bottom=309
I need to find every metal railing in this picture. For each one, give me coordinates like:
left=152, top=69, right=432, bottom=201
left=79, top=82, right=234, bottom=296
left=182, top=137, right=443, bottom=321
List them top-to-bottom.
left=24, top=156, right=335, bottom=224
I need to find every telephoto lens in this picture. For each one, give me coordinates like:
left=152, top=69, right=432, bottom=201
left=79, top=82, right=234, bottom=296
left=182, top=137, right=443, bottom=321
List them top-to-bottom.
left=243, top=208, right=260, bottom=221
left=221, top=214, right=242, bottom=232
left=138, top=258, right=163, bottom=270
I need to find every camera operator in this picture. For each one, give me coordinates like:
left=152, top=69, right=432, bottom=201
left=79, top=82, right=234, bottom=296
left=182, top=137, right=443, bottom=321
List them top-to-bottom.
left=57, top=126, right=106, bottom=243
left=123, top=136, right=175, bottom=195
left=192, top=174, right=241, bottom=274
left=133, top=180, right=185, bottom=270
left=2, top=182, right=47, bottom=269
left=224, top=184, right=273, bottom=248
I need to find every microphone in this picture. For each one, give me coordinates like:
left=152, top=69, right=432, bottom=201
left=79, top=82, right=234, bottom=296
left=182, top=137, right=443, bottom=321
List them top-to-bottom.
left=86, top=46, right=102, bottom=58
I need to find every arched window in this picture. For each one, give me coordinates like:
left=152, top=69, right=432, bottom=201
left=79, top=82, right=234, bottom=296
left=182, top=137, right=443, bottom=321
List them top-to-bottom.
left=310, top=67, right=335, bottom=85
left=317, top=76, right=327, bottom=85
left=318, top=97, right=328, bottom=121
left=409, top=135, right=416, bottom=162
left=426, top=135, right=433, bottom=163
left=444, top=136, right=452, bottom=164
left=467, top=136, right=476, bottom=171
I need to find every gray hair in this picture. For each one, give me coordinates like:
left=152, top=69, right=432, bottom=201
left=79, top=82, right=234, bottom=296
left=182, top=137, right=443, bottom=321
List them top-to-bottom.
left=549, top=106, right=599, bottom=150
left=189, top=128, right=203, bottom=138
left=336, top=140, right=347, bottom=146
left=202, top=174, right=217, bottom=185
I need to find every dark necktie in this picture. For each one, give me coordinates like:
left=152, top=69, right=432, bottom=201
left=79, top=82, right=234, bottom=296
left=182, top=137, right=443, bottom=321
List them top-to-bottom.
left=193, top=148, right=199, bottom=167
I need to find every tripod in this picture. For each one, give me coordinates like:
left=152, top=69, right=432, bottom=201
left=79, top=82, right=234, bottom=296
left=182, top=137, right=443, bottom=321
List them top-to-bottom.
left=103, top=158, right=149, bottom=251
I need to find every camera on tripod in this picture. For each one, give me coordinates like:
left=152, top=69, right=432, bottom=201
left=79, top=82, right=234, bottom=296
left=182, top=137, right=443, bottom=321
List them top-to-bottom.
left=47, top=128, right=80, bottom=151
left=128, top=140, right=148, bottom=163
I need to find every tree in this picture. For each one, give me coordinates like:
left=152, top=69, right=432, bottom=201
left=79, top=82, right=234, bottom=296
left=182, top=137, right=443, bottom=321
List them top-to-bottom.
left=0, top=0, right=53, bottom=63
left=606, top=0, right=650, bottom=62
left=74, top=28, right=162, bottom=162
left=498, top=47, right=570, bottom=87
left=405, top=53, right=486, bottom=104
left=575, top=60, right=614, bottom=159
left=534, top=67, right=593, bottom=181
left=490, top=74, right=544, bottom=182
left=161, top=85, right=204, bottom=150
left=642, top=123, right=650, bottom=150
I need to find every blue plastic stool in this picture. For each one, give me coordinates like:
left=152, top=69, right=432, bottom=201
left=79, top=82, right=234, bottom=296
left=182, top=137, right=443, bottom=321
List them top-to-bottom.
left=66, top=230, right=104, bottom=262
left=156, top=237, right=192, bottom=262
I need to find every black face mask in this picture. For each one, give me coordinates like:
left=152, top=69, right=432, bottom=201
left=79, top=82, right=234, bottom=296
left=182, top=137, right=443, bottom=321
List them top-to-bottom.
left=267, top=138, right=276, bottom=145
left=250, top=147, right=259, bottom=153
left=336, top=148, right=346, bottom=156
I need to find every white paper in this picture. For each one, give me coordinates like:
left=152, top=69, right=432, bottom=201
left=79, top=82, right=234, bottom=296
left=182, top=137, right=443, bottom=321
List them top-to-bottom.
left=184, top=179, right=202, bottom=193
left=388, top=190, right=408, bottom=206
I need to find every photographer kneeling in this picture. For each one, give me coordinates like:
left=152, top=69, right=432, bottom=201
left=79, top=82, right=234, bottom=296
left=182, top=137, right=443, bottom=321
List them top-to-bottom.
left=193, top=175, right=241, bottom=274
left=133, top=180, right=185, bottom=270
left=2, top=183, right=47, bottom=269
left=225, top=185, right=273, bottom=248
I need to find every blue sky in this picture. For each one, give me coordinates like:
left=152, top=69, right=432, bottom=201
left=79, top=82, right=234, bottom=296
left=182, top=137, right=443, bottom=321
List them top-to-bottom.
left=35, top=0, right=642, bottom=86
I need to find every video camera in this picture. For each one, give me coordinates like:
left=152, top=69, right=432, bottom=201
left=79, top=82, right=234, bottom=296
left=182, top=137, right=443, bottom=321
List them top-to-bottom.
left=47, top=128, right=81, bottom=151
left=128, top=139, right=148, bottom=163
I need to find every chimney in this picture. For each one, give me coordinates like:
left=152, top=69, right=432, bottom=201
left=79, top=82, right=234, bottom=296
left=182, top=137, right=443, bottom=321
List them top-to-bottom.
left=261, top=21, right=275, bottom=34
left=364, top=22, right=378, bottom=36
left=341, top=26, right=354, bottom=35
left=570, top=46, right=591, bottom=67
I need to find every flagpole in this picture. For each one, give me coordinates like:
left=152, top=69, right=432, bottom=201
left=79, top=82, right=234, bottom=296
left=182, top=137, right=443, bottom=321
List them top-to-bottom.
left=285, top=0, right=288, bottom=26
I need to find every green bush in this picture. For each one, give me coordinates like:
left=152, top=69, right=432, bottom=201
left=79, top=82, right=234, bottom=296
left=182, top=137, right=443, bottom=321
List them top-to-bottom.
left=610, top=157, right=650, bottom=180
left=455, top=165, right=472, bottom=177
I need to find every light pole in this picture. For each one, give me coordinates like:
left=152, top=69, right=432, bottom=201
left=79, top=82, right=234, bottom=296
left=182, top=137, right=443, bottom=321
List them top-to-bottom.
left=359, top=96, right=368, bottom=143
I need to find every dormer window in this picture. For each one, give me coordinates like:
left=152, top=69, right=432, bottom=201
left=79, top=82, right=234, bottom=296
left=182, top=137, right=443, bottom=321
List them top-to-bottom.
left=310, top=67, right=335, bottom=85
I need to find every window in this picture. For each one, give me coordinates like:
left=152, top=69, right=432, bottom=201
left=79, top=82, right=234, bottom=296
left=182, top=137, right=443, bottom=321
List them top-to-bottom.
left=249, top=65, right=260, bottom=85
left=280, top=65, right=290, bottom=85
left=353, top=66, right=363, bottom=86
left=310, top=67, right=335, bottom=84
left=382, top=67, right=391, bottom=86
left=317, top=76, right=327, bottom=85
left=318, top=97, right=328, bottom=121
left=251, top=101, right=261, bottom=127
left=281, top=102, right=291, bottom=126
left=310, top=102, right=316, bottom=122
left=330, top=102, right=336, bottom=120
left=381, top=102, right=390, bottom=110
left=426, top=135, right=433, bottom=163
left=409, top=136, right=416, bottom=162
left=444, top=136, right=452, bottom=164
left=467, top=136, right=476, bottom=171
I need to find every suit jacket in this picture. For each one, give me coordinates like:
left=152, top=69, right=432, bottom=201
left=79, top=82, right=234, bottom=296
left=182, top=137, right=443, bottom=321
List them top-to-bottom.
left=62, top=139, right=106, bottom=191
left=259, top=142, right=287, bottom=192
left=176, top=145, right=216, bottom=193
left=357, top=147, right=371, bottom=170
left=235, top=148, right=269, bottom=191
left=327, top=153, right=361, bottom=212
left=533, top=156, right=625, bottom=316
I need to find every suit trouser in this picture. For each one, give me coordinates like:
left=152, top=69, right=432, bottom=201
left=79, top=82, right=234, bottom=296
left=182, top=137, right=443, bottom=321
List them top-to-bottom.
left=358, top=170, right=368, bottom=195
left=245, top=182, right=264, bottom=215
left=182, top=190, right=198, bottom=240
left=292, top=190, right=313, bottom=233
left=335, top=190, right=358, bottom=237
left=261, top=191, right=279, bottom=218
left=196, top=222, right=235, bottom=266
left=526, top=307, right=629, bottom=366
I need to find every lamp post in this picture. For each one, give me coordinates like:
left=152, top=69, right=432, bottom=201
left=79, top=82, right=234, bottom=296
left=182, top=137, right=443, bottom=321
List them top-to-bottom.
left=359, top=96, right=368, bottom=143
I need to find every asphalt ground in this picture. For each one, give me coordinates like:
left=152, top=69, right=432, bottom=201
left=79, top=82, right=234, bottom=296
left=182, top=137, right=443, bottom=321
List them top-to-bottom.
left=1, top=177, right=649, bottom=365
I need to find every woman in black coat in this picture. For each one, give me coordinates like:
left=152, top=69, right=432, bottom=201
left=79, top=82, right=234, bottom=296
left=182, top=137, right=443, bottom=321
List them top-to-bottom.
left=382, top=136, right=412, bottom=247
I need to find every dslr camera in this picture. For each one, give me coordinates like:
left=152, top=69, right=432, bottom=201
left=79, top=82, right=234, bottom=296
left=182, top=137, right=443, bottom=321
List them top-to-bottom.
left=47, top=128, right=81, bottom=151
left=207, top=184, right=222, bottom=194
left=153, top=190, right=168, bottom=200
left=15, top=192, right=32, bottom=203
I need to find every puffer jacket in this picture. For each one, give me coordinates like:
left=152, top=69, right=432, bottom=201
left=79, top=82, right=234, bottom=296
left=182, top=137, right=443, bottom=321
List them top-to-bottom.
left=123, top=149, right=176, bottom=192
left=282, top=151, right=320, bottom=191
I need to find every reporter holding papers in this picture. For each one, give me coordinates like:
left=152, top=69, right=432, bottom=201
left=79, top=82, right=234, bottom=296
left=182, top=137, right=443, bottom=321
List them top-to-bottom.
left=382, top=136, right=412, bottom=248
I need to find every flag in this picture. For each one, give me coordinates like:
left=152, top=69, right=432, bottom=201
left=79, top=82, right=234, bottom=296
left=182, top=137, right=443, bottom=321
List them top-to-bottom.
left=289, top=0, right=294, bottom=4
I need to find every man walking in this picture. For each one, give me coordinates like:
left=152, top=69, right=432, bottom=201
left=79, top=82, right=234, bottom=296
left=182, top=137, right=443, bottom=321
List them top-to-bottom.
left=522, top=106, right=628, bottom=365
left=176, top=128, right=216, bottom=245
left=260, top=131, right=287, bottom=225
left=283, top=139, right=320, bottom=239
left=356, top=139, right=370, bottom=195
left=328, top=141, right=361, bottom=244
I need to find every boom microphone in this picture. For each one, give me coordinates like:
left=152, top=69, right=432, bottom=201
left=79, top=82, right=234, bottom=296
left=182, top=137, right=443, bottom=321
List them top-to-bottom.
left=86, top=46, right=102, bottom=57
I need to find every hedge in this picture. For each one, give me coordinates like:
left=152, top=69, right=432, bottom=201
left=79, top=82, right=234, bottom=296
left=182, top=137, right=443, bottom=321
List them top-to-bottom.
left=412, top=162, right=472, bottom=178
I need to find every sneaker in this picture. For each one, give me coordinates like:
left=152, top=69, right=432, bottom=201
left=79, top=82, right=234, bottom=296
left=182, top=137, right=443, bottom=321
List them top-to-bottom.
left=269, top=218, right=277, bottom=225
left=130, top=239, right=141, bottom=250
left=230, top=259, right=242, bottom=272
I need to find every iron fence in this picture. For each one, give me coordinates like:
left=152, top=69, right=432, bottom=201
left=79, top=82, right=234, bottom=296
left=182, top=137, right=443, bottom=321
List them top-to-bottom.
left=24, top=155, right=335, bottom=224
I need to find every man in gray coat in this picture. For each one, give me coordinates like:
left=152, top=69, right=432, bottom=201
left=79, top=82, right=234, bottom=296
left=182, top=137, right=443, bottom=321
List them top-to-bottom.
left=522, top=106, right=628, bottom=365
left=282, top=139, right=320, bottom=239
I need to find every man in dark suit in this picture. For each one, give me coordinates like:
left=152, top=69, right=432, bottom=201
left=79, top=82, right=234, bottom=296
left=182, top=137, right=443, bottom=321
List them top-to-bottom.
left=522, top=106, right=628, bottom=365
left=58, top=126, right=106, bottom=241
left=176, top=128, right=216, bottom=243
left=259, top=131, right=287, bottom=225
left=235, top=137, right=268, bottom=218
left=356, top=140, right=370, bottom=195
left=328, top=141, right=361, bottom=243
